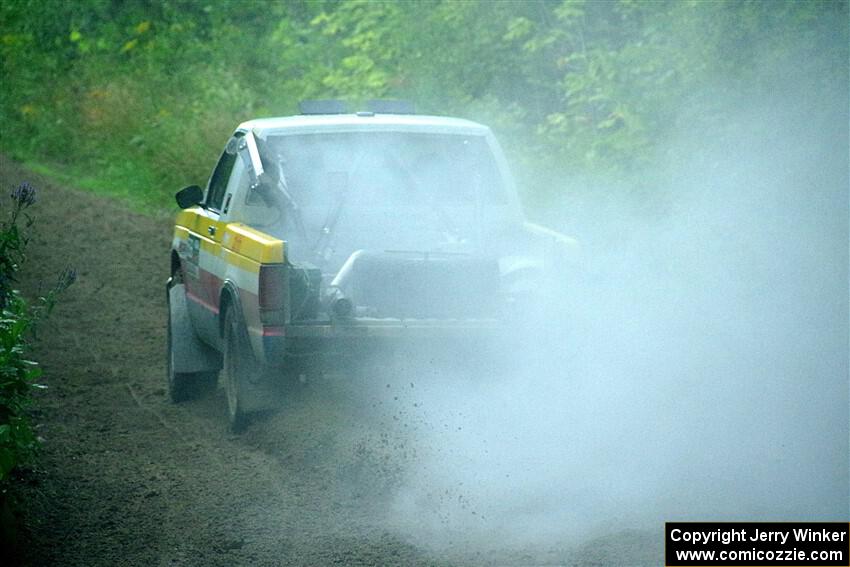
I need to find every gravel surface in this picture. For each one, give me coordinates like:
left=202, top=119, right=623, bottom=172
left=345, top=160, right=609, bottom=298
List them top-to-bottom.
left=3, top=154, right=658, bottom=566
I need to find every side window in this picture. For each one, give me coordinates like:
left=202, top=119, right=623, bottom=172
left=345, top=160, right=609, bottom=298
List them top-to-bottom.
left=205, top=151, right=237, bottom=212
left=221, top=158, right=249, bottom=220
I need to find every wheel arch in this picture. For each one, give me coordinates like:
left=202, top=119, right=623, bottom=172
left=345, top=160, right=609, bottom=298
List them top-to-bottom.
left=218, top=281, right=242, bottom=339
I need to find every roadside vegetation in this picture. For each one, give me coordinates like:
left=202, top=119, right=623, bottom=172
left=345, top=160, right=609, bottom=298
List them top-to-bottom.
left=0, top=0, right=844, bottom=213
left=0, top=182, right=74, bottom=549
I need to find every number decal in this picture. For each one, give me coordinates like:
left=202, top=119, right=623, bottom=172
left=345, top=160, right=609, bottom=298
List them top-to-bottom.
left=186, top=234, right=201, bottom=279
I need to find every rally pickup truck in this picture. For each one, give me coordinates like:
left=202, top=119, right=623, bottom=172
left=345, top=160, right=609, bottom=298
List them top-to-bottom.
left=167, top=101, right=578, bottom=431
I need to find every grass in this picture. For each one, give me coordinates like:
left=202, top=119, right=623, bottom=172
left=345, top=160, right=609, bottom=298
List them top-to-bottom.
left=7, top=149, right=177, bottom=216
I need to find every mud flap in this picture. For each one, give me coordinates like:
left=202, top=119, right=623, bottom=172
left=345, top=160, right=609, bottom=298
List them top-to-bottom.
left=168, top=282, right=221, bottom=374
left=222, top=299, right=279, bottom=417
left=238, top=336, right=280, bottom=414
left=239, top=372, right=279, bottom=414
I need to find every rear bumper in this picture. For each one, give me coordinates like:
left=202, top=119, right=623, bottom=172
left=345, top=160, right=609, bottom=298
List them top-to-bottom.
left=259, top=317, right=504, bottom=363
left=287, top=317, right=502, bottom=338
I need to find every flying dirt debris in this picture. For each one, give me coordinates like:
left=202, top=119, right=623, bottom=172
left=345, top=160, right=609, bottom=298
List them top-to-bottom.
left=166, top=100, right=579, bottom=431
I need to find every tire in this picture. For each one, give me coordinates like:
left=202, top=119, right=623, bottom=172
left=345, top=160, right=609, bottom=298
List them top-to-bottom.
left=167, top=286, right=217, bottom=403
left=223, top=307, right=260, bottom=432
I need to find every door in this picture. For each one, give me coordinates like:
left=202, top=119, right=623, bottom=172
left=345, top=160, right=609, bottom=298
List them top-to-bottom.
left=184, top=144, right=238, bottom=346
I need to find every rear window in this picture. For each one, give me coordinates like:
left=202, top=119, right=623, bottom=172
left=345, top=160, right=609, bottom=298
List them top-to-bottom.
left=263, top=131, right=506, bottom=210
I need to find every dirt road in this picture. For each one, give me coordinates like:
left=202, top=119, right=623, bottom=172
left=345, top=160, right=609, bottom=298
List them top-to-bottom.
left=3, top=155, right=657, bottom=566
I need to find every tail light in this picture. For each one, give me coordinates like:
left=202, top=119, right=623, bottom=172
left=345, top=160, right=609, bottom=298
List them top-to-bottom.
left=258, top=264, right=285, bottom=320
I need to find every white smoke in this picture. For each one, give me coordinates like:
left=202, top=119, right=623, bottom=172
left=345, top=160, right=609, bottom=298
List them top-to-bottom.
left=349, top=60, right=849, bottom=557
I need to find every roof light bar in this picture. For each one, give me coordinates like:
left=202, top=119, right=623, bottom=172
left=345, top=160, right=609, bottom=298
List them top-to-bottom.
left=299, top=100, right=349, bottom=115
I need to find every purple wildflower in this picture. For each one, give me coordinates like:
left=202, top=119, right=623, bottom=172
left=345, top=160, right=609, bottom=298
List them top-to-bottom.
left=11, top=182, right=37, bottom=208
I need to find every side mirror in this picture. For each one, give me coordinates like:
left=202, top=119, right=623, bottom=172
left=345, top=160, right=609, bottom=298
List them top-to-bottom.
left=175, top=185, right=204, bottom=209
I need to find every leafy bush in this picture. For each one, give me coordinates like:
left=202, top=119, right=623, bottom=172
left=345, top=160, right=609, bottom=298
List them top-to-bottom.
left=0, top=1, right=845, bottom=209
left=0, top=182, right=74, bottom=488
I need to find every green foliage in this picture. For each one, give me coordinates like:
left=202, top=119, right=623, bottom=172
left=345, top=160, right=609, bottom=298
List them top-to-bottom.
left=0, top=0, right=846, bottom=210
left=0, top=183, right=74, bottom=488
left=0, top=184, right=35, bottom=310
left=0, top=291, right=43, bottom=482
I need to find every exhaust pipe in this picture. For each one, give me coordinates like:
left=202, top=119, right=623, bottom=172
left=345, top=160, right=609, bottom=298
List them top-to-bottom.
left=324, top=250, right=364, bottom=319
left=325, top=286, right=354, bottom=319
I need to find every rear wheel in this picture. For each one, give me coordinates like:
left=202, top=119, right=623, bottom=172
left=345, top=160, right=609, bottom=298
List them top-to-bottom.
left=167, top=284, right=216, bottom=402
left=223, top=307, right=261, bottom=432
